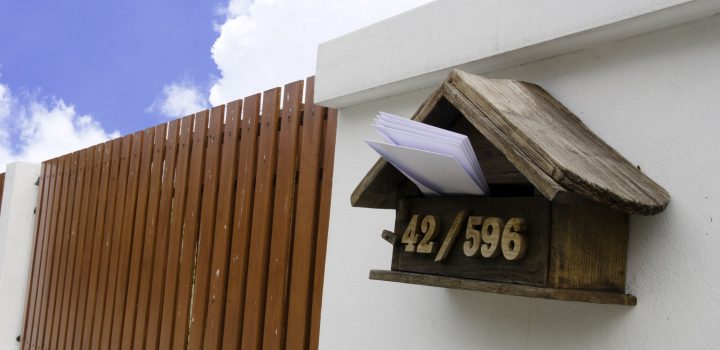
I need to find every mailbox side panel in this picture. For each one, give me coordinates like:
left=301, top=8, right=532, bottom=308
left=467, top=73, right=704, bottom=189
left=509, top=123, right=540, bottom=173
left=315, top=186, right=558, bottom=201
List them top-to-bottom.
left=549, top=200, right=629, bottom=292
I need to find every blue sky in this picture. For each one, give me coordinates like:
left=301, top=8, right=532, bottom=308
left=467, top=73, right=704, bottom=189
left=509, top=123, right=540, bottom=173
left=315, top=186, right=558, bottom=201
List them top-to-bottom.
left=0, top=0, right=433, bottom=170
left=0, top=0, right=223, bottom=133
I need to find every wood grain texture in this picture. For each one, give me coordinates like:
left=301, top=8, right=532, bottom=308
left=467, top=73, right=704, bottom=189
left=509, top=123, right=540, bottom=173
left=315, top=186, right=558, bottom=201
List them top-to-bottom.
left=351, top=69, right=669, bottom=215
left=21, top=77, right=335, bottom=350
left=286, top=77, right=330, bottom=350
left=263, top=80, right=304, bottom=350
left=241, top=88, right=282, bottom=350
left=222, top=94, right=261, bottom=350
left=202, top=99, right=241, bottom=350
left=187, top=105, right=225, bottom=349
left=308, top=107, right=338, bottom=350
left=172, top=110, right=209, bottom=350
left=158, top=115, right=195, bottom=350
left=144, top=119, right=179, bottom=350
left=131, top=123, right=168, bottom=348
left=109, top=131, right=143, bottom=350
left=99, top=135, right=133, bottom=350
left=87, top=138, right=122, bottom=350
left=79, top=143, right=112, bottom=350
left=57, top=151, right=85, bottom=349
left=392, top=196, right=550, bottom=286
left=549, top=199, right=629, bottom=292
left=370, top=270, right=636, bottom=305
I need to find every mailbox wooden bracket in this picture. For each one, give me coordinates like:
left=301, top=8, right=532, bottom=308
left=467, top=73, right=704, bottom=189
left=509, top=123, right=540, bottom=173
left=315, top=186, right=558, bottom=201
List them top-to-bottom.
left=353, top=70, right=669, bottom=305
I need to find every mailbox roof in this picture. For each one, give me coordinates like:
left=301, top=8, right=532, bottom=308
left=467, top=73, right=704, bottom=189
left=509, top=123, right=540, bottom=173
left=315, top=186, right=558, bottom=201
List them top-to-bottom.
left=352, top=70, right=669, bottom=215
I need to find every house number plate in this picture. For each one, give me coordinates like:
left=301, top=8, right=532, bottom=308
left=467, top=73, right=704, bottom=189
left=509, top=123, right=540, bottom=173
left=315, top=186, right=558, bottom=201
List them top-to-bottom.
left=400, top=211, right=529, bottom=263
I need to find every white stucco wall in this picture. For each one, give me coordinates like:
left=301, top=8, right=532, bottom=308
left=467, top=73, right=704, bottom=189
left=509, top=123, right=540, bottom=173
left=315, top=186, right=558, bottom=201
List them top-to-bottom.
left=317, top=10, right=720, bottom=350
left=0, top=162, right=42, bottom=350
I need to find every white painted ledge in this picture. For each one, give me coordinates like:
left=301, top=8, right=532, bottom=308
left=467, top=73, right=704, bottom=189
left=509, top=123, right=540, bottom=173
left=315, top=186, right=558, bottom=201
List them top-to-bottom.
left=315, top=0, right=720, bottom=108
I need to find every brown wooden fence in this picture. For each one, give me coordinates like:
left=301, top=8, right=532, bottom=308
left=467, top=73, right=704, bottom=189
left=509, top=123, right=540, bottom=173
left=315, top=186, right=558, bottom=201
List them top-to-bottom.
left=19, top=77, right=337, bottom=350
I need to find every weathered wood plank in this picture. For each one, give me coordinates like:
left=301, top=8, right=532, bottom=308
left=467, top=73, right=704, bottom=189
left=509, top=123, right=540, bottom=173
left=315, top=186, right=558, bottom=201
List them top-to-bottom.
left=450, top=70, right=668, bottom=214
left=286, top=77, right=324, bottom=349
left=263, top=80, right=304, bottom=350
left=241, top=88, right=282, bottom=350
left=222, top=94, right=261, bottom=350
left=202, top=99, right=242, bottom=350
left=187, top=105, right=225, bottom=349
left=308, top=107, right=338, bottom=350
left=172, top=110, right=209, bottom=349
left=158, top=115, right=195, bottom=350
left=143, top=119, right=180, bottom=350
left=131, top=123, right=168, bottom=348
left=120, top=127, right=156, bottom=349
left=109, top=131, right=144, bottom=350
left=98, top=135, right=133, bottom=350
left=86, top=138, right=121, bottom=349
left=78, top=143, right=112, bottom=349
left=70, top=147, right=98, bottom=349
left=57, top=150, right=86, bottom=348
left=65, top=150, right=90, bottom=350
left=43, top=154, right=72, bottom=349
left=33, top=158, right=60, bottom=349
left=391, top=196, right=550, bottom=286
left=549, top=199, right=629, bottom=292
left=370, top=270, right=637, bottom=306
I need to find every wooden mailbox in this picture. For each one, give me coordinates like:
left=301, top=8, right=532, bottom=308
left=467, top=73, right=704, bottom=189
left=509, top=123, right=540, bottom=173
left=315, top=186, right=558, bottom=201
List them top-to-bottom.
left=353, top=70, right=669, bottom=305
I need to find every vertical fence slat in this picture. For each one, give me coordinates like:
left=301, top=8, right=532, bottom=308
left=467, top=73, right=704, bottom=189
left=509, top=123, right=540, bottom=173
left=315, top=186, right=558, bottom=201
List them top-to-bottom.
left=21, top=77, right=335, bottom=350
left=285, top=77, right=325, bottom=349
left=263, top=80, right=304, bottom=350
left=241, top=88, right=282, bottom=350
left=222, top=94, right=261, bottom=350
left=203, top=99, right=242, bottom=349
left=187, top=105, right=226, bottom=349
left=309, top=108, right=338, bottom=350
left=172, top=110, right=209, bottom=349
left=158, top=115, right=195, bottom=350
left=144, top=119, right=180, bottom=349
left=131, top=122, right=168, bottom=347
left=120, top=127, right=156, bottom=349
left=109, top=131, right=144, bottom=350
left=99, top=135, right=133, bottom=350
left=87, top=138, right=121, bottom=349
left=79, top=143, right=112, bottom=349
left=73, top=144, right=105, bottom=349
left=69, top=147, right=97, bottom=349
left=62, top=149, right=89, bottom=349
left=57, top=151, right=86, bottom=348
left=52, top=152, right=80, bottom=349
left=42, top=155, right=71, bottom=349
left=33, top=158, right=60, bottom=350
left=20, top=164, right=47, bottom=349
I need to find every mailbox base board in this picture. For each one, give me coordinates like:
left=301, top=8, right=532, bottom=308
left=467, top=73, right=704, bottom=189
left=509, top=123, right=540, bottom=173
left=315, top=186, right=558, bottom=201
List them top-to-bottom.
left=369, top=270, right=637, bottom=306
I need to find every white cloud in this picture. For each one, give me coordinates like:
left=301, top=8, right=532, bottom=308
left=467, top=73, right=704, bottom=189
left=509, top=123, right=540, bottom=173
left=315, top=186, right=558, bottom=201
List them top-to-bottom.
left=208, top=0, right=433, bottom=106
left=0, top=80, right=119, bottom=172
left=149, top=80, right=209, bottom=119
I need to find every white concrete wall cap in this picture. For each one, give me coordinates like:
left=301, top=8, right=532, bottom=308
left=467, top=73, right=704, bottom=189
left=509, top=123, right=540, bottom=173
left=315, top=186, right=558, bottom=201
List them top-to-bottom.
left=315, top=0, right=720, bottom=107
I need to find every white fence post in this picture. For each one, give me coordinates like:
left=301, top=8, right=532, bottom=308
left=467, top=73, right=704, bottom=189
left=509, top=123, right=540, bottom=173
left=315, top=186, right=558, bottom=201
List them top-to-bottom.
left=0, top=162, right=42, bottom=350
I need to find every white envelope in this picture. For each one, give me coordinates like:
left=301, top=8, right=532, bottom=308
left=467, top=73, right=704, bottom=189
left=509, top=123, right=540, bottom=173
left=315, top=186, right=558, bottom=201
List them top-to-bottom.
left=365, top=140, right=486, bottom=196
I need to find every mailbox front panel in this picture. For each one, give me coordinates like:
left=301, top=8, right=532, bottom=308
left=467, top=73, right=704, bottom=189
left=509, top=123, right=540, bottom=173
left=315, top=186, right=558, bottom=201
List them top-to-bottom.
left=392, top=196, right=551, bottom=287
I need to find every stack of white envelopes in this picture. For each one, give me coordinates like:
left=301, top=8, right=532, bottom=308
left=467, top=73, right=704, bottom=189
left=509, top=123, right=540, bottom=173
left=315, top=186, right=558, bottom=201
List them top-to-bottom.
left=366, top=112, right=488, bottom=196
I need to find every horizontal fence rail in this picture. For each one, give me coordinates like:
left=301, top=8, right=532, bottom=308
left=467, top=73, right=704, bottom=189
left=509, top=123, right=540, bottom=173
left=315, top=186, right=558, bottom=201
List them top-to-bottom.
left=20, top=77, right=337, bottom=350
